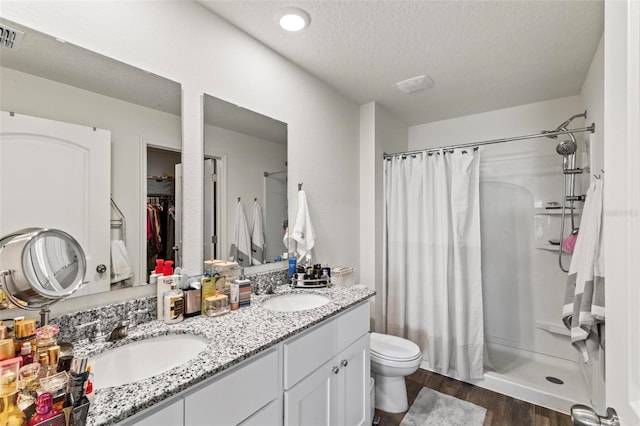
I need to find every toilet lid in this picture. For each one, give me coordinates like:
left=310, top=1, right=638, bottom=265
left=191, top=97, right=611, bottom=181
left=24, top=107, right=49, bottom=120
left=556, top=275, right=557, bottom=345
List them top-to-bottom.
left=370, top=332, right=421, bottom=362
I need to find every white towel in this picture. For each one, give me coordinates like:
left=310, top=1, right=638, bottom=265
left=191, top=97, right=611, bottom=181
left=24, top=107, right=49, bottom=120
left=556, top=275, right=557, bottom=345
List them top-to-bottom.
left=562, top=179, right=604, bottom=362
left=291, top=190, right=316, bottom=262
left=251, top=200, right=265, bottom=265
left=230, top=201, right=252, bottom=267
left=111, top=240, right=133, bottom=283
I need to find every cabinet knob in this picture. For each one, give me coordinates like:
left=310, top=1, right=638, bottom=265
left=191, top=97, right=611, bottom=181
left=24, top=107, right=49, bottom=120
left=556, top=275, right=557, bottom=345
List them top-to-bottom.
left=96, top=264, right=107, bottom=273
left=340, top=359, right=348, bottom=367
left=332, top=366, right=340, bottom=374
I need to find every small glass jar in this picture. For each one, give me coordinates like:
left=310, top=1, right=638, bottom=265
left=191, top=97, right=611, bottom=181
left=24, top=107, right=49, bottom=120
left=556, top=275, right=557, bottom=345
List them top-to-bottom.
left=205, top=294, right=229, bottom=317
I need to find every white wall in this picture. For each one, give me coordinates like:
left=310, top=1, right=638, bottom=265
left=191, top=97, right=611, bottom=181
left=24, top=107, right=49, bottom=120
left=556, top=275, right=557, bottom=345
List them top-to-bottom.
left=1, top=1, right=360, bottom=314
left=0, top=66, right=181, bottom=308
left=409, top=96, right=588, bottom=363
left=360, top=102, right=408, bottom=331
left=203, top=123, right=287, bottom=263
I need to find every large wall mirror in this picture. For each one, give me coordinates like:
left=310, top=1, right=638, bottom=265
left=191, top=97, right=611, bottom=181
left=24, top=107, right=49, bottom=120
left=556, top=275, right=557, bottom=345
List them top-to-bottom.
left=0, top=19, right=182, bottom=298
left=203, top=94, right=288, bottom=272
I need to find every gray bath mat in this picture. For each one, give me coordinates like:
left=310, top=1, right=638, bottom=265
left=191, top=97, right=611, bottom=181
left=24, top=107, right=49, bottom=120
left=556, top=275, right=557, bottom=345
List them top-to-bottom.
left=400, top=387, right=487, bottom=426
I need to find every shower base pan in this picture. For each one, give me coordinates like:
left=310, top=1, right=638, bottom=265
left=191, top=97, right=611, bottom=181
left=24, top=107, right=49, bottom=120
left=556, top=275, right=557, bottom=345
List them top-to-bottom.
left=422, top=342, right=591, bottom=414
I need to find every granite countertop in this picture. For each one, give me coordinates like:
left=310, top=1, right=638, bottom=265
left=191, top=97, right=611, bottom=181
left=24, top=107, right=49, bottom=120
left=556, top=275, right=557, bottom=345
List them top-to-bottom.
left=76, top=284, right=375, bottom=426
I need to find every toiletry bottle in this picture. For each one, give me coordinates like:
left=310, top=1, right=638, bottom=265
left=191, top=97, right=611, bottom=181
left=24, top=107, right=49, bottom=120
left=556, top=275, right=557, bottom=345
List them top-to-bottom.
left=149, top=259, right=164, bottom=285
left=156, top=260, right=176, bottom=320
left=234, top=270, right=251, bottom=308
left=229, top=282, right=239, bottom=310
left=163, top=283, right=184, bottom=324
left=13, top=318, right=37, bottom=358
left=35, top=325, right=59, bottom=363
left=19, top=342, right=33, bottom=366
left=37, top=353, right=51, bottom=379
left=64, top=357, right=89, bottom=408
left=84, top=365, right=94, bottom=404
left=28, top=392, right=60, bottom=426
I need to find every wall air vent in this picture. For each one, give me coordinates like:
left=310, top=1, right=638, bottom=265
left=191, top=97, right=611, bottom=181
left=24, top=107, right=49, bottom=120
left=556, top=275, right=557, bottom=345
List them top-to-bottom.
left=0, top=24, right=25, bottom=52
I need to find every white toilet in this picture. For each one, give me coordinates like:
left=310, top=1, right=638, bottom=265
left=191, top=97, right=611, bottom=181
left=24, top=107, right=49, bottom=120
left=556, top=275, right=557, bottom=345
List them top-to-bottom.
left=370, top=332, right=422, bottom=413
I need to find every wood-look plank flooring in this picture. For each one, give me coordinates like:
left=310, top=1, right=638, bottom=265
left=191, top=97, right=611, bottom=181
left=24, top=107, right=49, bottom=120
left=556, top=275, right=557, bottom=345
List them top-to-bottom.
left=374, top=369, right=573, bottom=426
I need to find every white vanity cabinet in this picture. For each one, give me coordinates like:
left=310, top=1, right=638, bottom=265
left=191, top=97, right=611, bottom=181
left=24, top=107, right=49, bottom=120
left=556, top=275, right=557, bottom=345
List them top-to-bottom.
left=124, top=301, right=370, bottom=426
left=283, top=303, right=370, bottom=426
left=183, top=348, right=280, bottom=425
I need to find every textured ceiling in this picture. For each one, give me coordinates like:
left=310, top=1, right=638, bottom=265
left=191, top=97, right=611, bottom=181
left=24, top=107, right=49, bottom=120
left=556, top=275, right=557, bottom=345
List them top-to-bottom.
left=198, top=0, right=604, bottom=125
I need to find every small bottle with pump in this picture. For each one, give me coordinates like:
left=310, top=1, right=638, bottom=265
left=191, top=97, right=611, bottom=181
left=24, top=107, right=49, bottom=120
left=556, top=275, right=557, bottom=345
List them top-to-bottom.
left=163, top=283, right=184, bottom=324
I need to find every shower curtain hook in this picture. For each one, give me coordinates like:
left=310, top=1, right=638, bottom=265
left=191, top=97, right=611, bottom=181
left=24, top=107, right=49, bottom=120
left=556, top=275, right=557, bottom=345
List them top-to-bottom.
left=298, top=183, right=303, bottom=191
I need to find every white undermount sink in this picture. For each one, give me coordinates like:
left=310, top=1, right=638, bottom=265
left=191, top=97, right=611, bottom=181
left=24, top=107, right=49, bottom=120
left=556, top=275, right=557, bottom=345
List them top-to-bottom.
left=262, top=293, right=330, bottom=312
left=90, top=334, right=208, bottom=390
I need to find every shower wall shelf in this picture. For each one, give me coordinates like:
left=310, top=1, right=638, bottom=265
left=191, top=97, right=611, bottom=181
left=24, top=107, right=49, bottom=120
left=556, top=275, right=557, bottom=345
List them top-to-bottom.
left=534, top=208, right=582, bottom=216
left=536, top=245, right=564, bottom=252
left=536, top=320, right=571, bottom=337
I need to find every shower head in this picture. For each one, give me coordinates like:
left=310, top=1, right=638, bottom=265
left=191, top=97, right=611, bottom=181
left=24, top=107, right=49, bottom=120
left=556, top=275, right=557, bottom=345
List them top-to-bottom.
left=542, top=111, right=588, bottom=139
left=556, top=140, right=577, bottom=156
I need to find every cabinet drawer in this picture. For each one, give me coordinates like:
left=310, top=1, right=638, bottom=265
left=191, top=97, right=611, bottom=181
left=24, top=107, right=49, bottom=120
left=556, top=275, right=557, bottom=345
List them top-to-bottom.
left=336, top=302, right=369, bottom=352
left=284, top=319, right=337, bottom=389
left=184, top=348, right=278, bottom=425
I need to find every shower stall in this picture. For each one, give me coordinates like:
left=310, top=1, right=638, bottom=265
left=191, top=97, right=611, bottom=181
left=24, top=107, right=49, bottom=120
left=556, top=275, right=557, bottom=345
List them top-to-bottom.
left=389, top=108, right=598, bottom=414
left=470, top=113, right=594, bottom=414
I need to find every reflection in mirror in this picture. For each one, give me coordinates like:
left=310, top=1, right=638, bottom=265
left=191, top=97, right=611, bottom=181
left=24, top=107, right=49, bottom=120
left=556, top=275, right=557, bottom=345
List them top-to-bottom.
left=0, top=19, right=182, bottom=296
left=203, top=95, right=288, bottom=272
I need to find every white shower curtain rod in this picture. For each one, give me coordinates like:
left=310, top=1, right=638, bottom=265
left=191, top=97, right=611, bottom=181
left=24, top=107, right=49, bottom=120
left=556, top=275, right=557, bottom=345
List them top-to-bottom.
left=383, top=124, right=596, bottom=159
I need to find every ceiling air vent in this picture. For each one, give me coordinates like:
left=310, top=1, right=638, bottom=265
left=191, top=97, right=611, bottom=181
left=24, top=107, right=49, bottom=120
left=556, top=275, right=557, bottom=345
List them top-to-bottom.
left=0, top=24, right=25, bottom=52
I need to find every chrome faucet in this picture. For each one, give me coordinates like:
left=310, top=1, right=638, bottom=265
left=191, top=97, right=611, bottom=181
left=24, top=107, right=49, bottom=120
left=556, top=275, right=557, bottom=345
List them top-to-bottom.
left=107, top=320, right=129, bottom=341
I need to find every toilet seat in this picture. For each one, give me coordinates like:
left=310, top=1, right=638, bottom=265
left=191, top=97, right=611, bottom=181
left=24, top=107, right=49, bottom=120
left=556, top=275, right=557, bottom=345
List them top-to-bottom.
left=370, top=332, right=422, bottom=363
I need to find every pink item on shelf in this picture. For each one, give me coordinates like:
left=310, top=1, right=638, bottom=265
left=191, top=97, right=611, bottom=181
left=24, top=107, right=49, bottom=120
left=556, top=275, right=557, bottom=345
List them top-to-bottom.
left=562, top=233, right=578, bottom=254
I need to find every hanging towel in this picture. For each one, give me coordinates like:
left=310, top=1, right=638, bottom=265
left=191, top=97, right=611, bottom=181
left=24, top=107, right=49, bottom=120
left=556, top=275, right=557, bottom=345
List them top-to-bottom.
left=562, top=179, right=604, bottom=362
left=291, top=189, right=316, bottom=262
left=230, top=200, right=252, bottom=267
left=251, top=200, right=265, bottom=265
left=111, top=240, right=133, bottom=284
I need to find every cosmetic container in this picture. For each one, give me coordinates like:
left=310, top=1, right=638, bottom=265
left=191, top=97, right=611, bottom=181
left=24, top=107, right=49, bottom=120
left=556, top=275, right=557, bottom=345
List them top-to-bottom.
left=156, top=260, right=176, bottom=321
left=200, top=277, right=216, bottom=315
left=229, top=283, right=239, bottom=310
left=163, top=284, right=184, bottom=324
left=183, top=288, right=202, bottom=318
left=205, top=294, right=229, bottom=317
left=13, top=318, right=37, bottom=358
left=35, top=325, right=59, bottom=364
left=0, top=339, right=16, bottom=362
left=20, top=342, right=34, bottom=366
left=0, top=391, right=26, bottom=425
left=28, top=392, right=60, bottom=425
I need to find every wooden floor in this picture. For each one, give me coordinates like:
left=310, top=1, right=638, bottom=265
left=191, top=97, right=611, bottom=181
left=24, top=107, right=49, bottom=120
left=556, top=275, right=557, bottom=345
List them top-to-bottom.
left=374, top=369, right=573, bottom=426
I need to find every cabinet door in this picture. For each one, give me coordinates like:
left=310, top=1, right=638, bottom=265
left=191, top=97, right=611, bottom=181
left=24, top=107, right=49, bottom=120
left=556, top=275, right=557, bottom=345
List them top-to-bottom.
left=337, top=334, right=370, bottom=426
left=284, top=359, right=338, bottom=426
left=239, top=400, right=281, bottom=426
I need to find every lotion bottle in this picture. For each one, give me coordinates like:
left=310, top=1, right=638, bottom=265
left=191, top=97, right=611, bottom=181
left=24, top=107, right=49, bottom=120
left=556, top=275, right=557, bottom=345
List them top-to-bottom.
left=156, top=260, right=175, bottom=321
left=163, top=283, right=184, bottom=324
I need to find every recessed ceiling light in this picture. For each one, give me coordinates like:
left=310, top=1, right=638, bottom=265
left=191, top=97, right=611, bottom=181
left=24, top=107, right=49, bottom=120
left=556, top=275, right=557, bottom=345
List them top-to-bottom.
left=276, top=7, right=311, bottom=32
left=396, top=75, right=435, bottom=94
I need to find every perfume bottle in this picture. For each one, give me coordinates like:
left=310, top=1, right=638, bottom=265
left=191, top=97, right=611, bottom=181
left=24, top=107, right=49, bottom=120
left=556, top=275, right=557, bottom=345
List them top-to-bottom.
left=28, top=392, right=60, bottom=426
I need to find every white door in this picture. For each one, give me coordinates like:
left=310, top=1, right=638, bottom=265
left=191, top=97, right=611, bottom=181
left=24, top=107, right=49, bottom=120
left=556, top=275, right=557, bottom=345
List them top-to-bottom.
left=0, top=111, right=111, bottom=295
left=203, top=158, right=216, bottom=260
left=338, top=334, right=370, bottom=426
left=285, top=359, right=338, bottom=426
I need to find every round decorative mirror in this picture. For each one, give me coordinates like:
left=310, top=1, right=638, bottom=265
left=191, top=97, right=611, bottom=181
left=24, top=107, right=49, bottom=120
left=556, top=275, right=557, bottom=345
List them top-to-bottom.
left=0, top=228, right=87, bottom=324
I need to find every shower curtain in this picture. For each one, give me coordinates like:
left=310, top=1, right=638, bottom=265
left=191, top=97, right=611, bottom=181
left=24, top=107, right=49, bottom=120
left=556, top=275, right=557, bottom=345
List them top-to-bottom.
left=384, top=149, right=484, bottom=380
